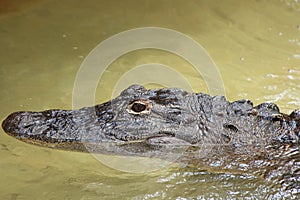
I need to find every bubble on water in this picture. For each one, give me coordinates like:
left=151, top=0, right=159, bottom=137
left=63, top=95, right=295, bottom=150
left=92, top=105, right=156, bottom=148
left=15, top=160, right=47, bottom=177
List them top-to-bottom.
left=288, top=38, right=299, bottom=43
left=293, top=54, right=300, bottom=59
left=288, top=69, right=296, bottom=73
left=266, top=73, right=279, bottom=78
left=287, top=75, right=295, bottom=80
left=264, top=85, right=278, bottom=91
left=237, top=93, right=248, bottom=98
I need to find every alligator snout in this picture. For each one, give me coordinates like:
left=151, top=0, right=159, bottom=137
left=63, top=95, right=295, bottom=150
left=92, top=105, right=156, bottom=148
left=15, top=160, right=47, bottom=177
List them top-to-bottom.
left=2, top=110, right=80, bottom=142
left=2, top=111, right=54, bottom=141
left=2, top=112, right=26, bottom=137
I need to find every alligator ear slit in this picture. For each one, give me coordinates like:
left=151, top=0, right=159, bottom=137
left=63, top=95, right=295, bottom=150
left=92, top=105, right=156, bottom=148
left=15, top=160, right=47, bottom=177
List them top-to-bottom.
left=223, top=124, right=239, bottom=133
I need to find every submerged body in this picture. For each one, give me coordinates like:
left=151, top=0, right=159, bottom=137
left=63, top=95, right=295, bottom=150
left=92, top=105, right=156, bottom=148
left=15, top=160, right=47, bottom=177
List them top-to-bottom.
left=2, top=85, right=300, bottom=196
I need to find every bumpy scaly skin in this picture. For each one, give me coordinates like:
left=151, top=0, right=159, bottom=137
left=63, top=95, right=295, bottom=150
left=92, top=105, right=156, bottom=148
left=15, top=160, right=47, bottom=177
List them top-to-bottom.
left=2, top=84, right=300, bottom=151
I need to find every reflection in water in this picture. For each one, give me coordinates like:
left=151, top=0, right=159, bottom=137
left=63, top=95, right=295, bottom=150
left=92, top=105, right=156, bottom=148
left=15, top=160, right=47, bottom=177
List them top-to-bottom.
left=0, top=0, right=300, bottom=199
left=183, top=144, right=300, bottom=199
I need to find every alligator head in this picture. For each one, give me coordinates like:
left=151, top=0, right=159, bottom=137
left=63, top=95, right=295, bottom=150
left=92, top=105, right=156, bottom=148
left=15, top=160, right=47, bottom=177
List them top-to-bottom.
left=2, top=84, right=300, bottom=156
left=2, top=85, right=211, bottom=155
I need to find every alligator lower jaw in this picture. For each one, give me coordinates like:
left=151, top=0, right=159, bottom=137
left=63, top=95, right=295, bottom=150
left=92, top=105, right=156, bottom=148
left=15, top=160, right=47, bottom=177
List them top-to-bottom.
left=7, top=130, right=192, bottom=154
left=10, top=136, right=88, bottom=152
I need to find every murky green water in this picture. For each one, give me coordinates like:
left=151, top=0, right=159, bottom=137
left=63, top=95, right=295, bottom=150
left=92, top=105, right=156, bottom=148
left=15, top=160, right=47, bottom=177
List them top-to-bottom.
left=1, top=0, right=300, bottom=199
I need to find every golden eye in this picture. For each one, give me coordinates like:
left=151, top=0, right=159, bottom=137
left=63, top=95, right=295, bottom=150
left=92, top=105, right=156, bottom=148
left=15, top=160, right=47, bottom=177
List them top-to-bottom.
left=127, top=100, right=151, bottom=115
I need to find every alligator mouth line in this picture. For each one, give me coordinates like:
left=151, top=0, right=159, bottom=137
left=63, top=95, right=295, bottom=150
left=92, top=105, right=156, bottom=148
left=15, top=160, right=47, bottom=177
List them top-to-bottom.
left=8, top=129, right=182, bottom=153
left=145, top=131, right=175, bottom=139
left=13, top=136, right=89, bottom=152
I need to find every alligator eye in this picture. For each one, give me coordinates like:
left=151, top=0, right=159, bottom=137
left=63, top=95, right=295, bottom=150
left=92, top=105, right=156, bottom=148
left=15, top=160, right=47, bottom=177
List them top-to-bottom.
left=127, top=100, right=151, bottom=115
left=131, top=102, right=146, bottom=112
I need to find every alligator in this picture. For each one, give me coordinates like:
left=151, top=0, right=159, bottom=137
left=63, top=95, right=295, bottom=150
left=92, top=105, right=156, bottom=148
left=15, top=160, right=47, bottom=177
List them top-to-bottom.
left=2, top=84, right=300, bottom=195
left=2, top=84, right=300, bottom=148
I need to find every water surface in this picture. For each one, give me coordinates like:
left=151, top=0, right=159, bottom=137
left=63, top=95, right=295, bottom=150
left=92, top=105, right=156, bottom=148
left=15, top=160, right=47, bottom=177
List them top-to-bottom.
left=0, top=0, right=300, bottom=199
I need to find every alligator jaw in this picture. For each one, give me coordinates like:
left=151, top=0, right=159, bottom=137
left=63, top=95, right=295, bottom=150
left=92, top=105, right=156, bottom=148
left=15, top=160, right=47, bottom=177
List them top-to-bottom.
left=1, top=108, right=191, bottom=153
